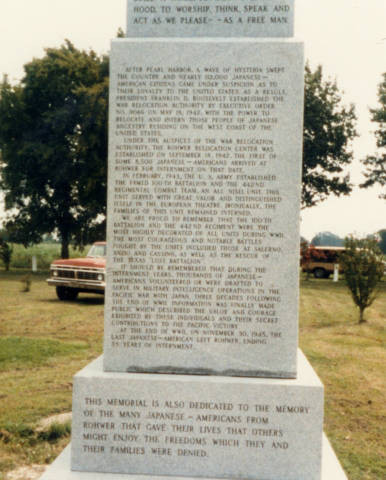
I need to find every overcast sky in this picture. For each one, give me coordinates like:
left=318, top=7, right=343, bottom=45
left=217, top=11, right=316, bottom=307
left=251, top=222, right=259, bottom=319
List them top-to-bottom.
left=0, top=0, right=385, bottom=241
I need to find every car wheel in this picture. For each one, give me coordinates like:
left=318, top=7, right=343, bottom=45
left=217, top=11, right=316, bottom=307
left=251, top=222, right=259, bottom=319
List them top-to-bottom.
left=314, top=268, right=326, bottom=279
left=56, top=286, right=79, bottom=301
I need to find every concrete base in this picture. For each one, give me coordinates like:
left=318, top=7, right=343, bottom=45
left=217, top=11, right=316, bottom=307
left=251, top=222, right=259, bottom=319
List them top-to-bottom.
left=70, top=352, right=323, bottom=479
left=40, top=434, right=347, bottom=479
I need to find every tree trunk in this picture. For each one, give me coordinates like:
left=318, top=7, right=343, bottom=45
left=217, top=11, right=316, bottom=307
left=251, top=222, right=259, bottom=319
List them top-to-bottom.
left=61, top=234, right=70, bottom=259
left=359, top=307, right=366, bottom=324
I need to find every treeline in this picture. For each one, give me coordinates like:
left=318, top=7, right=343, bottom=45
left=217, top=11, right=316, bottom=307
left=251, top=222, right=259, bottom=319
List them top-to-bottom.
left=302, top=230, right=386, bottom=254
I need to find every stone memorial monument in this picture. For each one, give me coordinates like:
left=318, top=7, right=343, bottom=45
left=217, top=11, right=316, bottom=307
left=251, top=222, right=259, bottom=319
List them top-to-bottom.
left=41, top=1, right=347, bottom=478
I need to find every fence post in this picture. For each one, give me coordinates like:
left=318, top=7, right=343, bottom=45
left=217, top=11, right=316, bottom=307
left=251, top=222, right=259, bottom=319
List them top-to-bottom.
left=333, top=264, right=339, bottom=282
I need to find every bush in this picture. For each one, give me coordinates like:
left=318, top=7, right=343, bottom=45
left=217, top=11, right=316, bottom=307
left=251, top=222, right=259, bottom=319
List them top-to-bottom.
left=340, top=236, right=384, bottom=323
left=38, top=422, right=71, bottom=442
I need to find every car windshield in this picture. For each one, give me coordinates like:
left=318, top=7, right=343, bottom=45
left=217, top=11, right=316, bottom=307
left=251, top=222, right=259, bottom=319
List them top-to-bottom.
left=87, top=244, right=106, bottom=258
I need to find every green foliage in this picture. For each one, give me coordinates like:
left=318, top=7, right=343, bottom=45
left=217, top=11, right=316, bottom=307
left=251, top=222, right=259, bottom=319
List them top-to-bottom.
left=0, top=41, right=108, bottom=258
left=303, top=64, right=358, bottom=208
left=361, top=73, right=386, bottom=199
left=0, top=229, right=10, bottom=242
left=378, top=229, right=386, bottom=254
left=41, top=233, right=59, bottom=244
left=340, top=237, right=384, bottom=323
left=0, top=239, right=13, bottom=270
left=1, top=242, right=88, bottom=270
left=7, top=243, right=61, bottom=270
left=0, top=337, right=87, bottom=370
left=0, top=421, right=71, bottom=463
left=37, top=422, right=71, bottom=442
left=1, top=423, right=35, bottom=439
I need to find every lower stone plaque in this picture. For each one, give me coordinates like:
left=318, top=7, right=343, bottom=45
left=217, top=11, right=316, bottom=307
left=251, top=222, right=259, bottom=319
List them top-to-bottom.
left=71, top=351, right=323, bottom=480
left=42, top=435, right=348, bottom=479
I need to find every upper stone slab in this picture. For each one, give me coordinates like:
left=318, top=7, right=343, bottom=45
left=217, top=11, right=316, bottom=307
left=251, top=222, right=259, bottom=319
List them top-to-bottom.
left=127, top=0, right=294, bottom=38
left=104, top=38, right=304, bottom=378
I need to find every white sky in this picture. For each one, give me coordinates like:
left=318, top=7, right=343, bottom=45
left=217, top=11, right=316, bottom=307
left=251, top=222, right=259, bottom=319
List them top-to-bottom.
left=0, top=0, right=385, bottom=241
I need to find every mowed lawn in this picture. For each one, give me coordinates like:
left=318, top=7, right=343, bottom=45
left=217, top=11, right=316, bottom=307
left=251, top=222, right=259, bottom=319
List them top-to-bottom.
left=0, top=270, right=385, bottom=479
left=0, top=270, right=104, bottom=478
left=299, top=277, right=386, bottom=480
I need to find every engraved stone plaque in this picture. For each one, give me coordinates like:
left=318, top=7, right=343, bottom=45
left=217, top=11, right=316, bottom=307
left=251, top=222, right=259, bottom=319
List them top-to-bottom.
left=126, top=0, right=295, bottom=38
left=104, top=39, right=304, bottom=377
left=72, top=352, right=324, bottom=480
left=41, top=436, right=349, bottom=480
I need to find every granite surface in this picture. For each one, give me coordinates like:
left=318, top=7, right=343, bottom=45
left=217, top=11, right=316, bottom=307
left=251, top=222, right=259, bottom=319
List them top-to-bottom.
left=126, top=0, right=294, bottom=38
left=104, top=38, right=304, bottom=377
left=71, top=351, right=323, bottom=479
left=40, top=434, right=347, bottom=480
left=41, top=434, right=348, bottom=480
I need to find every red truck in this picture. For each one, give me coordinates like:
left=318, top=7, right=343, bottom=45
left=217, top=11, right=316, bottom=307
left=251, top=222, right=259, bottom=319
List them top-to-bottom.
left=47, top=242, right=106, bottom=300
left=300, top=246, right=345, bottom=279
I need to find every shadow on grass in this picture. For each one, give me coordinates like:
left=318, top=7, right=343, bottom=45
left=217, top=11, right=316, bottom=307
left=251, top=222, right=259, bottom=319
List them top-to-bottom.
left=300, top=278, right=348, bottom=290
left=42, top=296, right=104, bottom=306
left=74, top=296, right=104, bottom=305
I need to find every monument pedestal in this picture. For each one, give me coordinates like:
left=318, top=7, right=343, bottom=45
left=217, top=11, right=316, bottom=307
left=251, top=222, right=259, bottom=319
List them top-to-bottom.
left=68, top=351, right=323, bottom=480
left=41, top=435, right=347, bottom=480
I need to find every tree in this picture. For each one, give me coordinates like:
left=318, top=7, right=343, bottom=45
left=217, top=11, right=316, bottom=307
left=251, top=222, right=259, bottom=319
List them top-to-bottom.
left=0, top=41, right=108, bottom=258
left=303, top=64, right=358, bottom=208
left=360, top=73, right=386, bottom=199
left=0, top=228, right=10, bottom=242
left=378, top=229, right=386, bottom=254
left=311, top=231, right=344, bottom=247
left=0, top=237, right=12, bottom=271
left=340, top=237, right=384, bottom=323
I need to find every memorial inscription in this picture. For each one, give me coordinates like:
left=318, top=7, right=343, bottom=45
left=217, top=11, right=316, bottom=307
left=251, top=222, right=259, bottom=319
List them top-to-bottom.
left=127, top=0, right=295, bottom=37
left=104, top=40, right=303, bottom=377
left=72, top=355, right=324, bottom=479
left=80, top=398, right=308, bottom=456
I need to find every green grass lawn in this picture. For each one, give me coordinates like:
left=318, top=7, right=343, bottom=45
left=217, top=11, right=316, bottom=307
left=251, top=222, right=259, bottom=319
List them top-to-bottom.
left=0, top=270, right=385, bottom=479
left=0, top=270, right=104, bottom=477
left=299, top=277, right=386, bottom=480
